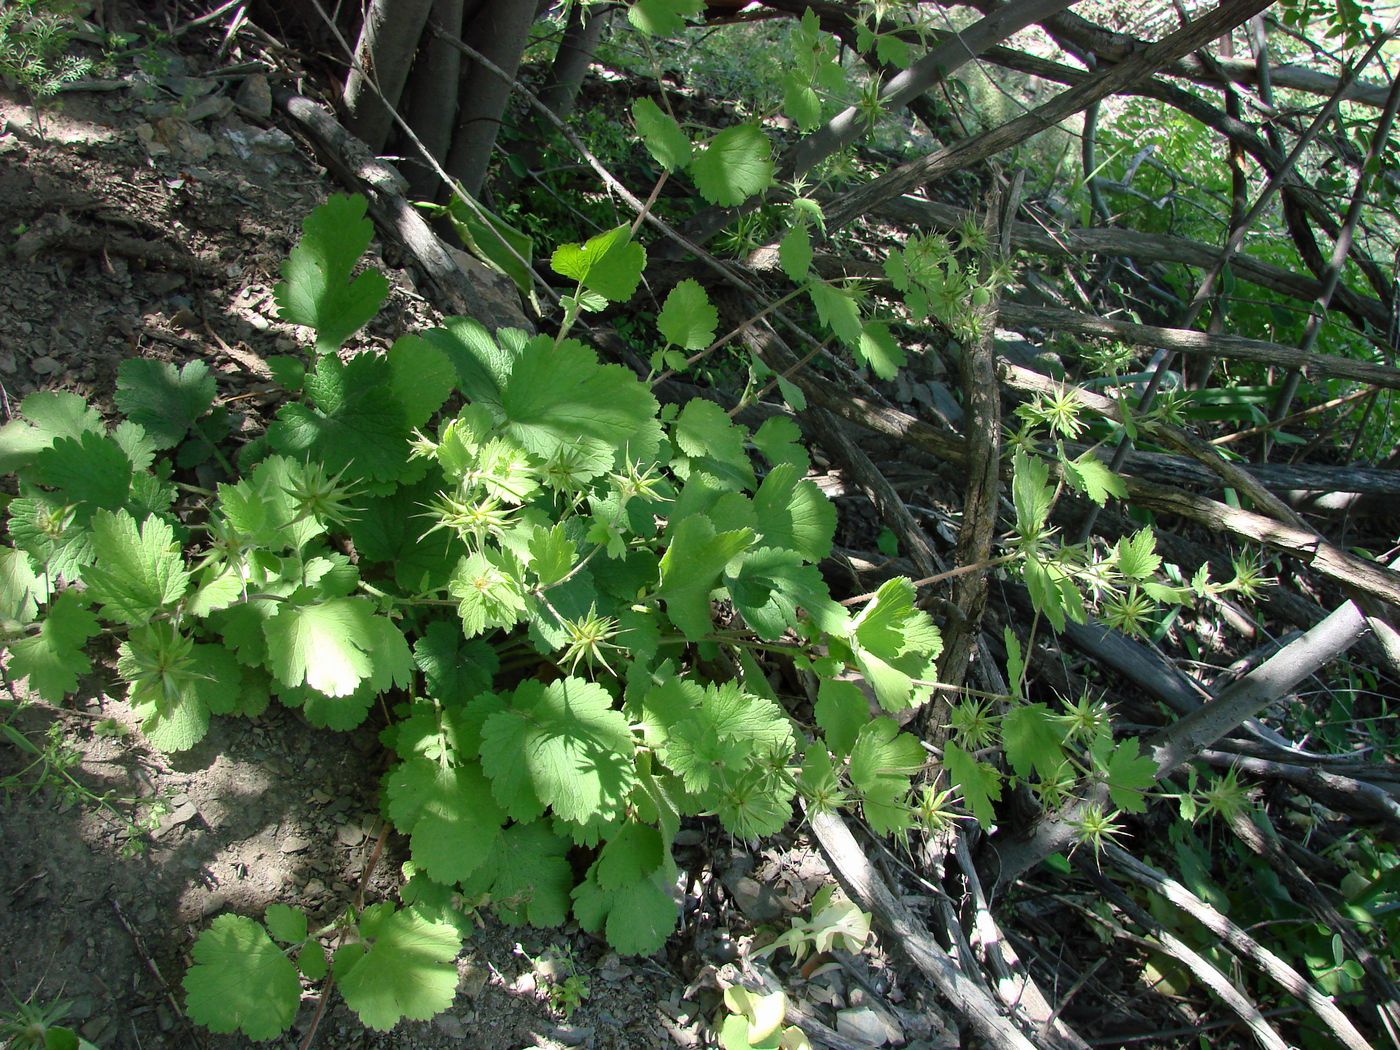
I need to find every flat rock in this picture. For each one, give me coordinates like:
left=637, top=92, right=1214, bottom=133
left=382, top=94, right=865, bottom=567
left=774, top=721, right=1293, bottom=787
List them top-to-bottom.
left=234, top=74, right=272, bottom=120
left=726, top=875, right=783, bottom=922
left=837, top=1005, right=903, bottom=1046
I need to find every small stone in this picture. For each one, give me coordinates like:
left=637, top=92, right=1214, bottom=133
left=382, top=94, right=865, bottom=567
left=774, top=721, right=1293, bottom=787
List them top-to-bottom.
left=234, top=74, right=273, bottom=120
left=186, top=94, right=232, bottom=123
left=29, top=355, right=61, bottom=376
left=169, top=800, right=199, bottom=825
left=336, top=823, right=365, bottom=847
left=673, top=828, right=704, bottom=846
left=280, top=833, right=313, bottom=854
left=727, top=876, right=782, bottom=922
left=304, top=879, right=326, bottom=896
left=200, top=891, right=227, bottom=918
left=459, top=962, right=488, bottom=999
left=512, top=972, right=537, bottom=994
left=67, top=995, right=95, bottom=1021
left=837, top=1006, right=902, bottom=1046
left=434, top=1013, right=467, bottom=1037
left=81, top=1016, right=114, bottom=1042
left=549, top=1025, right=593, bottom=1046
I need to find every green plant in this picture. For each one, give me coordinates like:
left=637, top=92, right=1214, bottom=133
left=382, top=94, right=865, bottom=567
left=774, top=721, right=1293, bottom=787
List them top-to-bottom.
left=0, top=0, right=95, bottom=101
left=0, top=191, right=957, bottom=1039
left=717, top=986, right=810, bottom=1050
left=0, top=994, right=97, bottom=1050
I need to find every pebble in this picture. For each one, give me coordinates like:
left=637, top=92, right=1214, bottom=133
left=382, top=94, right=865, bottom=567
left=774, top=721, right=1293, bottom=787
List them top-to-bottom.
left=234, top=74, right=273, bottom=120
left=186, top=94, right=232, bottom=123
left=29, top=355, right=61, bottom=375
left=336, top=822, right=365, bottom=847
left=280, top=833, right=313, bottom=854
left=726, top=875, right=783, bottom=922
left=201, top=891, right=227, bottom=918
left=837, top=1005, right=903, bottom=1046
left=433, top=1013, right=467, bottom=1037
left=549, top=1024, right=593, bottom=1046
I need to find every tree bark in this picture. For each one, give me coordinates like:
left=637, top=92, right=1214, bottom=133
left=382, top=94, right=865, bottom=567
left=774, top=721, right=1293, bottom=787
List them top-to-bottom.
left=342, top=0, right=436, bottom=153
left=403, top=0, right=466, bottom=200
left=444, top=0, right=538, bottom=199
left=825, top=0, right=1277, bottom=229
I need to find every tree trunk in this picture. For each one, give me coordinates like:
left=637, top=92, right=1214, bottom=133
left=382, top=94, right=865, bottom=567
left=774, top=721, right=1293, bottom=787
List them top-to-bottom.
left=343, top=0, right=436, bottom=153
left=403, top=0, right=468, bottom=200
left=444, top=0, right=538, bottom=199
left=500, top=2, right=609, bottom=192
left=541, top=3, right=606, bottom=118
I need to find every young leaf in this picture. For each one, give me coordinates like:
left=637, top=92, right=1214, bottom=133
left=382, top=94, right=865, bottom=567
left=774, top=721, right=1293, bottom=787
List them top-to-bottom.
left=628, top=0, right=705, bottom=35
left=783, top=72, right=822, bottom=131
left=632, top=97, right=692, bottom=170
left=690, top=125, right=774, bottom=207
left=275, top=193, right=389, bottom=355
left=779, top=224, right=812, bottom=282
left=551, top=225, right=646, bottom=303
left=658, top=279, right=719, bottom=350
left=806, top=281, right=862, bottom=346
left=856, top=321, right=905, bottom=380
left=388, top=335, right=457, bottom=429
left=499, top=337, right=662, bottom=483
left=268, top=352, right=412, bottom=485
left=114, top=359, right=216, bottom=449
left=0, top=390, right=102, bottom=473
left=674, top=397, right=752, bottom=486
left=750, top=417, right=809, bottom=472
left=32, top=431, right=132, bottom=514
left=1012, top=449, right=1053, bottom=539
left=1062, top=450, right=1126, bottom=507
left=752, top=463, right=836, bottom=563
left=84, top=510, right=191, bottom=625
left=657, top=515, right=755, bottom=640
left=1115, top=527, right=1162, bottom=581
left=0, top=545, right=47, bottom=625
left=449, top=550, right=527, bottom=638
left=847, top=577, right=943, bottom=711
left=6, top=590, right=97, bottom=702
left=263, top=597, right=378, bottom=698
left=480, top=677, right=637, bottom=826
left=814, top=677, right=868, bottom=756
left=1002, top=703, right=1065, bottom=781
left=849, top=717, right=924, bottom=835
left=1103, top=737, right=1157, bottom=814
left=944, top=741, right=1002, bottom=827
left=386, top=757, right=505, bottom=884
left=476, top=821, right=575, bottom=928
left=596, top=821, right=666, bottom=890
left=572, top=862, right=677, bottom=956
left=263, top=903, right=308, bottom=945
left=334, top=903, right=461, bottom=1032
left=183, top=914, right=300, bottom=1041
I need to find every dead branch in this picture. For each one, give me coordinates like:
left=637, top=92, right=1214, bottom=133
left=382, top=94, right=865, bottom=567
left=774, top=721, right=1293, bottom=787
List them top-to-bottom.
left=825, top=0, right=1277, bottom=229
left=996, top=302, right=1400, bottom=391
left=1198, top=750, right=1400, bottom=842
left=806, top=807, right=1040, bottom=1050
left=1228, top=810, right=1400, bottom=1033
left=1104, top=843, right=1375, bottom=1050
left=1076, top=860, right=1293, bottom=1050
